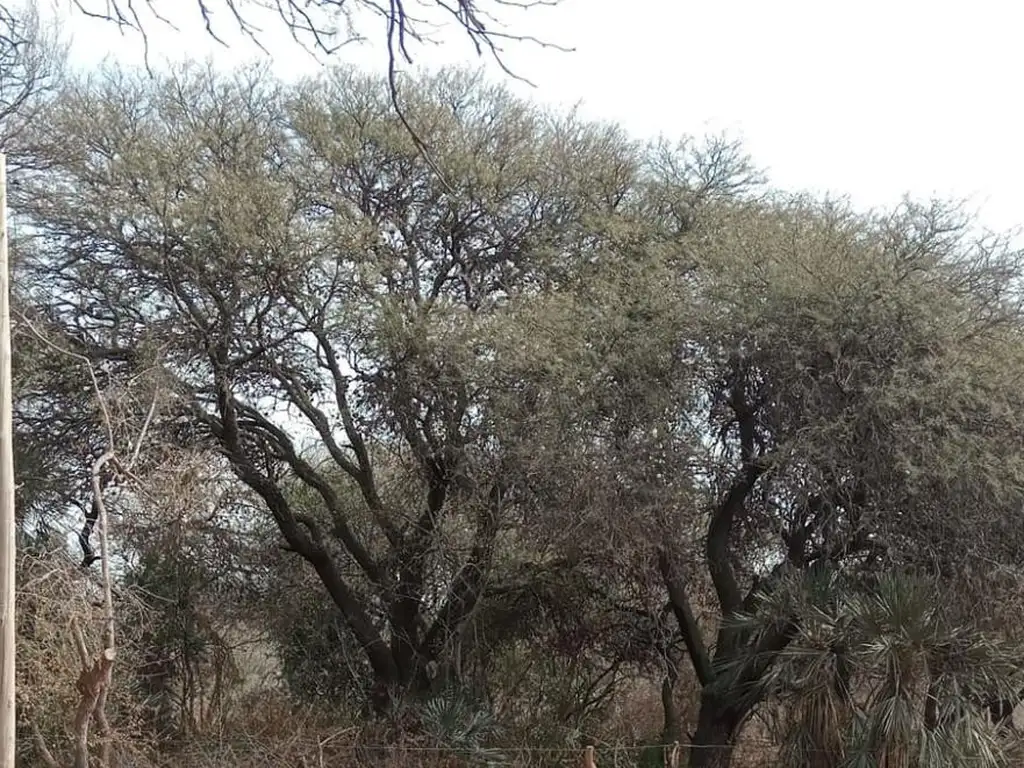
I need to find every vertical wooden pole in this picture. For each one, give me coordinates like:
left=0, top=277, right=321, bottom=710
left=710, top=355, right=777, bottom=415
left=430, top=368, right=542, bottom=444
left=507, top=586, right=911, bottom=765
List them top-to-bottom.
left=0, top=151, right=16, bottom=767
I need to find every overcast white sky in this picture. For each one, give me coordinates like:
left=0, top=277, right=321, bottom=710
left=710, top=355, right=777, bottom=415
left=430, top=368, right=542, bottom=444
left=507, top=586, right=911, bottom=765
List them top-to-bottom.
left=41, top=0, right=1024, bottom=237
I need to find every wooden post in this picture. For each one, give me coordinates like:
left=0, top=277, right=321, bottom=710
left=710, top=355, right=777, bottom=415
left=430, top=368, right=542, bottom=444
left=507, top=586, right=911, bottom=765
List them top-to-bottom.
left=0, top=152, right=16, bottom=767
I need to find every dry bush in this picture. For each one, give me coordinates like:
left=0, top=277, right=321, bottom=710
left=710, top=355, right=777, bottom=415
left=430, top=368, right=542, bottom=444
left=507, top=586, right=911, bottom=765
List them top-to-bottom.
left=16, top=546, right=156, bottom=766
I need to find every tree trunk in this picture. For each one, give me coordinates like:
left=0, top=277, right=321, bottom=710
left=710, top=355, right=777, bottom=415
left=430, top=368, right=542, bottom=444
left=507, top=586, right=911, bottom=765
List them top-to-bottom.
left=661, top=651, right=682, bottom=744
left=661, top=675, right=681, bottom=743
left=688, top=695, right=746, bottom=768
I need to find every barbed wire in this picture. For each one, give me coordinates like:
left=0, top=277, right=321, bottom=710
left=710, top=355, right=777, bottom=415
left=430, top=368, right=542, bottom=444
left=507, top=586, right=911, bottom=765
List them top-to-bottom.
left=165, top=736, right=1024, bottom=754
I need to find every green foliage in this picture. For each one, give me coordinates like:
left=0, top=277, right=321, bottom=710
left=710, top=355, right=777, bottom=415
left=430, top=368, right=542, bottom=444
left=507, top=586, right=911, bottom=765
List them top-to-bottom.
left=734, top=570, right=1024, bottom=768
left=420, top=687, right=506, bottom=765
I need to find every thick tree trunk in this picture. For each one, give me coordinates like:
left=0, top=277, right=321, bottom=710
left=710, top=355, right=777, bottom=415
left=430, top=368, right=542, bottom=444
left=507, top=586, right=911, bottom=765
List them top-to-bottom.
left=688, top=696, right=746, bottom=768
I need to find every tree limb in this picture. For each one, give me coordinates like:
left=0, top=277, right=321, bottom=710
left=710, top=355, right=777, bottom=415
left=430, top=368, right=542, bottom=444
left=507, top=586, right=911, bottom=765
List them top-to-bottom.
left=707, top=377, right=766, bottom=615
left=201, top=380, right=400, bottom=686
left=422, top=481, right=504, bottom=657
left=658, top=548, right=714, bottom=686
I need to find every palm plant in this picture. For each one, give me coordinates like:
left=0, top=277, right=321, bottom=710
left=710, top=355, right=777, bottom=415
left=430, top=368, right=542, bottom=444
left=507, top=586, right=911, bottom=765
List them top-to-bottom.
left=723, top=567, right=1024, bottom=768
left=420, top=687, right=508, bottom=766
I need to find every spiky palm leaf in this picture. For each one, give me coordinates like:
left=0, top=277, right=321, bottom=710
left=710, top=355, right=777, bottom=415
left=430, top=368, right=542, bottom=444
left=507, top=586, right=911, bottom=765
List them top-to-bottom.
left=729, top=570, right=1024, bottom=768
left=420, top=688, right=508, bottom=766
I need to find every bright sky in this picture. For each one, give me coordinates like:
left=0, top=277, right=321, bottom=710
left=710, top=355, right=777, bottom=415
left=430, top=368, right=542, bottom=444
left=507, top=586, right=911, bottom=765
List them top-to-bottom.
left=41, top=0, right=1024, bottom=237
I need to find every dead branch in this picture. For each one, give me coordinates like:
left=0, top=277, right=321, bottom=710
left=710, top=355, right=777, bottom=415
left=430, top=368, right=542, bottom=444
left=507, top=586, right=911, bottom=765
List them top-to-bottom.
left=90, top=451, right=116, bottom=767
left=91, top=452, right=115, bottom=651
left=71, top=618, right=90, bottom=669
left=665, top=741, right=680, bottom=768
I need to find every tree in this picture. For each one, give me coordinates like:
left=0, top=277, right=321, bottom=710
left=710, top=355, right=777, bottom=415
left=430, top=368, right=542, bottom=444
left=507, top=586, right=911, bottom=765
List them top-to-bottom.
left=17, top=58, right=1024, bottom=768
left=13, top=62, right=689, bottom=714
left=657, top=196, right=1024, bottom=767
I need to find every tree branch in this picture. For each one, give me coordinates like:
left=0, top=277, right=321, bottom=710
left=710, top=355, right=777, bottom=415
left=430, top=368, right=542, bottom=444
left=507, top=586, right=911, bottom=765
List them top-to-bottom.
left=311, top=326, right=396, bottom=526
left=270, top=358, right=401, bottom=548
left=707, top=377, right=766, bottom=615
left=200, top=380, right=400, bottom=685
left=229, top=398, right=385, bottom=584
left=422, top=481, right=504, bottom=656
left=658, top=548, right=715, bottom=686
left=27, top=719, right=59, bottom=768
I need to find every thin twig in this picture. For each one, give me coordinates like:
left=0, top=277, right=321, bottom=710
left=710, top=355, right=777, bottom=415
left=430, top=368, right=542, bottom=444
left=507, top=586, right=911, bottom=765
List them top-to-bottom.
left=126, top=386, right=159, bottom=471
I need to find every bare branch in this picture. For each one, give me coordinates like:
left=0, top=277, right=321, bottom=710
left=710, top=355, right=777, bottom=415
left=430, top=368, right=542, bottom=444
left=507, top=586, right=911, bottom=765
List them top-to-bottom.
left=52, top=0, right=571, bottom=187
left=90, top=451, right=116, bottom=650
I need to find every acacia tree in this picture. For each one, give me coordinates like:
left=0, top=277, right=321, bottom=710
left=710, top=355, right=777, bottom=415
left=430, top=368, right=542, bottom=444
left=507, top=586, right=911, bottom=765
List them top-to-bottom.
left=18, top=59, right=1024, bottom=766
left=13, top=63, right=705, bottom=713
left=656, top=197, right=1024, bottom=767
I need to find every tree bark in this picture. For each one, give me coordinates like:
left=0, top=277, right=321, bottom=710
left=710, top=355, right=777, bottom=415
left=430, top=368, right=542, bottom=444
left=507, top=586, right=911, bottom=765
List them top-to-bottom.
left=660, top=644, right=683, bottom=745
left=661, top=674, right=681, bottom=744
left=688, top=696, right=746, bottom=768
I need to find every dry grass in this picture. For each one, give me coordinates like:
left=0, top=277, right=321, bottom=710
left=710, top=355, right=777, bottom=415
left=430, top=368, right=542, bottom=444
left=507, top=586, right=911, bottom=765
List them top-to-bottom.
left=17, top=547, right=152, bottom=765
